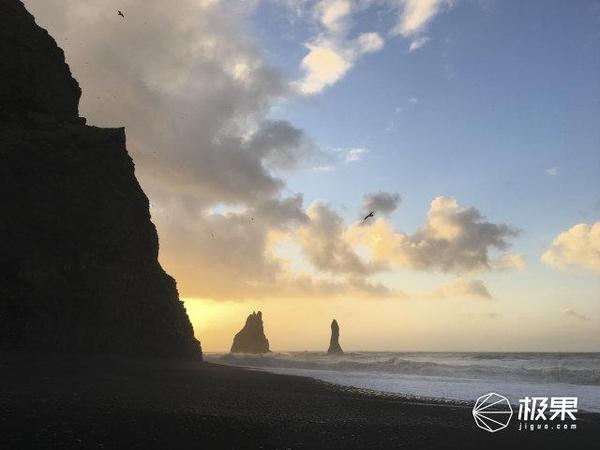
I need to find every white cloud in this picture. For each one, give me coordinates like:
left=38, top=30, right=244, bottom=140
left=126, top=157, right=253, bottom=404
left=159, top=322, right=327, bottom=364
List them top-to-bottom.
left=292, top=0, right=454, bottom=94
left=293, top=0, right=386, bottom=95
left=316, top=0, right=352, bottom=34
left=390, top=0, right=453, bottom=51
left=391, top=0, right=452, bottom=37
left=293, top=31, right=385, bottom=94
left=356, top=32, right=385, bottom=54
left=408, top=36, right=431, bottom=52
left=293, top=42, right=352, bottom=95
left=408, top=96, right=419, bottom=104
left=345, top=147, right=369, bottom=162
left=545, top=167, right=558, bottom=176
left=349, top=196, right=521, bottom=273
left=542, top=222, right=600, bottom=273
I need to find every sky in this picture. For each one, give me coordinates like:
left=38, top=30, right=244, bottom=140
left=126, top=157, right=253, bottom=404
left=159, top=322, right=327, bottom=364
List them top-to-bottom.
left=24, top=0, right=600, bottom=352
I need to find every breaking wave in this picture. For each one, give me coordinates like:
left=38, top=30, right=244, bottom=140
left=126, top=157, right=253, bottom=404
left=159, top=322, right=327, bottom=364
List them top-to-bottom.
left=209, top=351, right=600, bottom=386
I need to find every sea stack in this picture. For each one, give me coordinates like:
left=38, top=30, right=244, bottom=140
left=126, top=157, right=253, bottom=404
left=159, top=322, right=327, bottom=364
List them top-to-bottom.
left=0, top=0, right=201, bottom=358
left=230, top=311, right=270, bottom=353
left=327, top=319, right=344, bottom=354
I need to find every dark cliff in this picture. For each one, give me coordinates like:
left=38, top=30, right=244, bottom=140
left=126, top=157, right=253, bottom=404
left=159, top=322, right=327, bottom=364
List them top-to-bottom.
left=0, top=0, right=201, bottom=358
left=230, top=311, right=270, bottom=354
left=327, top=319, right=343, bottom=354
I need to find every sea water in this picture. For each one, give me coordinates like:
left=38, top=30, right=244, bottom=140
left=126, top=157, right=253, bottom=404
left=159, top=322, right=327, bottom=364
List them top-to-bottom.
left=205, top=351, right=600, bottom=412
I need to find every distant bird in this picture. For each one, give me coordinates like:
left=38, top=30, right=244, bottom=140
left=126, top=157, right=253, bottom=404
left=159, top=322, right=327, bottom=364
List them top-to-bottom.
left=117, top=10, right=124, bottom=18
left=361, top=211, right=375, bottom=224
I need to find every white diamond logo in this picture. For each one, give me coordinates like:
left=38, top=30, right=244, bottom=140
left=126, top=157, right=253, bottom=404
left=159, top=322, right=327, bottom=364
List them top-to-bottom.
left=472, top=392, right=513, bottom=433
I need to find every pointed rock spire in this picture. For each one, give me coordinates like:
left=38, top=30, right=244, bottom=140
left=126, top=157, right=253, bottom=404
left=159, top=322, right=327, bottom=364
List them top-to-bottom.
left=327, top=319, right=343, bottom=354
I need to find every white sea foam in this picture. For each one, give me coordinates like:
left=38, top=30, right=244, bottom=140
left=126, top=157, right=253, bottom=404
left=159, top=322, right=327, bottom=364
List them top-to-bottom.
left=205, top=351, right=600, bottom=412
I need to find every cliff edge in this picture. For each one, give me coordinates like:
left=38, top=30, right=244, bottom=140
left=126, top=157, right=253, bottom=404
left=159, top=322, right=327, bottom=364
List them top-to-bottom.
left=0, top=0, right=201, bottom=358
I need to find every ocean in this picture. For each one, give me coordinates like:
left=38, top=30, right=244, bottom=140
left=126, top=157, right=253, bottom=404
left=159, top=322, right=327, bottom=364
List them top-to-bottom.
left=205, top=351, right=600, bottom=412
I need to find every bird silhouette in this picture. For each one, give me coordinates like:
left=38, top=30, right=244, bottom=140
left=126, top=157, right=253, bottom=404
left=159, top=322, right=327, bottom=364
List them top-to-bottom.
left=117, top=10, right=124, bottom=18
left=361, top=211, right=375, bottom=223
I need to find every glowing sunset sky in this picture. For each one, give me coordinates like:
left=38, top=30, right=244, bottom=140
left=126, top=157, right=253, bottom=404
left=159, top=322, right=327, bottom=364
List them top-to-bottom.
left=25, top=0, right=600, bottom=351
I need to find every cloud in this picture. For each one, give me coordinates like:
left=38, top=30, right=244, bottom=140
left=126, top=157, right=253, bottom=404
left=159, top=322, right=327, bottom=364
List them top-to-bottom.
left=291, top=0, right=453, bottom=93
left=316, top=0, right=352, bottom=34
left=389, top=0, right=454, bottom=52
left=391, top=0, right=452, bottom=37
left=293, top=1, right=385, bottom=94
left=357, top=32, right=386, bottom=53
left=293, top=33, right=384, bottom=94
left=408, top=37, right=431, bottom=52
left=294, top=42, right=352, bottom=94
left=408, top=96, right=419, bottom=104
left=244, top=119, right=316, bottom=170
left=345, top=147, right=369, bottom=162
left=311, top=165, right=336, bottom=172
left=545, top=167, right=558, bottom=176
left=362, top=192, right=402, bottom=217
left=152, top=194, right=396, bottom=300
left=349, top=196, right=521, bottom=273
left=297, top=202, right=381, bottom=276
left=542, top=221, right=600, bottom=273
left=490, top=253, right=526, bottom=271
left=411, top=276, right=492, bottom=300
left=422, top=277, right=493, bottom=300
left=438, top=278, right=492, bottom=299
left=563, top=308, right=589, bottom=322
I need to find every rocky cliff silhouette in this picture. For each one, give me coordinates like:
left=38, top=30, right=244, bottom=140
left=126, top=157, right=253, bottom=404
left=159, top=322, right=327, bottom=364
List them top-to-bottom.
left=0, top=0, right=201, bottom=358
left=230, top=311, right=270, bottom=353
left=327, top=319, right=343, bottom=354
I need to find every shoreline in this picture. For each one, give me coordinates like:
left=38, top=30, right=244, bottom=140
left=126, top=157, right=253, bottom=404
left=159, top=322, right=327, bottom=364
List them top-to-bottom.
left=207, top=352, right=600, bottom=413
left=1, top=353, right=598, bottom=449
left=220, top=363, right=600, bottom=414
left=228, top=364, right=479, bottom=407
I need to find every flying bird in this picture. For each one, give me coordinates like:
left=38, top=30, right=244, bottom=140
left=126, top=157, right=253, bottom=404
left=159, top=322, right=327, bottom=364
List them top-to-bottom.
left=117, top=10, right=124, bottom=18
left=361, top=211, right=375, bottom=224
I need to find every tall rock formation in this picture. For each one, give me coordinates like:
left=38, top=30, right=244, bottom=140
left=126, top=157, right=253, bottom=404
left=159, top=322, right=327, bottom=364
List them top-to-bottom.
left=0, top=0, right=201, bottom=358
left=230, top=311, right=270, bottom=353
left=327, top=319, right=343, bottom=354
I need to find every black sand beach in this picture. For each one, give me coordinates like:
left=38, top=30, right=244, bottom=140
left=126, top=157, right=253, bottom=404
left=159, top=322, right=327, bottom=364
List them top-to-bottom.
left=0, top=354, right=597, bottom=449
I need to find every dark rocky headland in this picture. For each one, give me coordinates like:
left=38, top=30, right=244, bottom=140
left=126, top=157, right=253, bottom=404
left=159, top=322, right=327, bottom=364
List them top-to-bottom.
left=0, top=0, right=200, bottom=358
left=230, top=311, right=270, bottom=353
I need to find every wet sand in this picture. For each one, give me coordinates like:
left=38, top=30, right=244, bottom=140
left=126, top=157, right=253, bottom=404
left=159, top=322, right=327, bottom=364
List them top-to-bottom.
left=0, top=354, right=597, bottom=449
